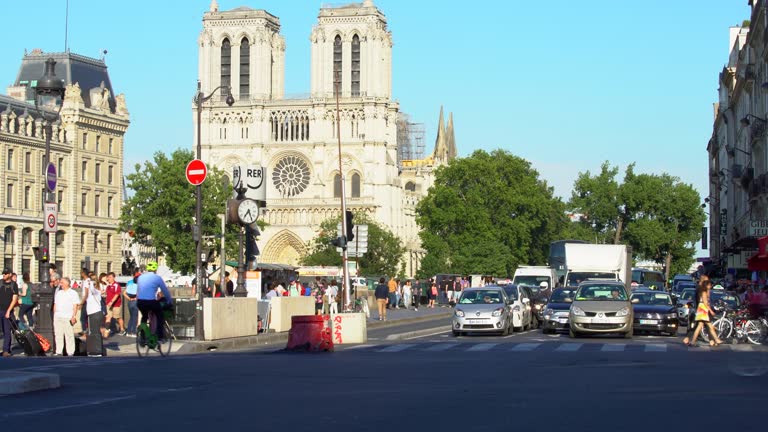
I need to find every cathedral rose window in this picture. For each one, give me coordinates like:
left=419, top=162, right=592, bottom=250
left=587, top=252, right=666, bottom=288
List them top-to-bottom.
left=272, top=156, right=310, bottom=197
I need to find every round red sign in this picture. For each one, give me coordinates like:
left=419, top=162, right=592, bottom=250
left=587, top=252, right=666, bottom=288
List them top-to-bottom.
left=186, top=159, right=207, bottom=185
left=47, top=214, right=56, bottom=228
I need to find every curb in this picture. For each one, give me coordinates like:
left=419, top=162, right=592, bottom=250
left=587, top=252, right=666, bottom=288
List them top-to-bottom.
left=368, top=311, right=453, bottom=329
left=385, top=326, right=451, bottom=341
left=0, top=371, right=60, bottom=395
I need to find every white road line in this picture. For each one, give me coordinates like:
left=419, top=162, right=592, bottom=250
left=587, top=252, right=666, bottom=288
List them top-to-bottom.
left=405, top=330, right=450, bottom=340
left=424, top=343, right=459, bottom=352
left=467, top=343, right=498, bottom=352
left=510, top=343, right=541, bottom=352
left=555, top=343, right=583, bottom=352
left=344, top=344, right=375, bottom=350
left=378, top=344, right=415, bottom=353
left=600, top=344, right=626, bottom=352
left=645, top=344, right=667, bottom=352
left=2, top=395, right=137, bottom=418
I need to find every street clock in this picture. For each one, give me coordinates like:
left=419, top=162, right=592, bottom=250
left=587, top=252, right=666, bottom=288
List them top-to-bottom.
left=237, top=199, right=259, bottom=225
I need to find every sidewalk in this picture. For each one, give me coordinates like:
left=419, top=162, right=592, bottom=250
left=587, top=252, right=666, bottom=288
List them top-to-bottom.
left=103, top=305, right=453, bottom=355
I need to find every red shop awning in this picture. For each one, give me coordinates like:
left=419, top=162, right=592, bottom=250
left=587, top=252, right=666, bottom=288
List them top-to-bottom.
left=748, top=236, right=768, bottom=271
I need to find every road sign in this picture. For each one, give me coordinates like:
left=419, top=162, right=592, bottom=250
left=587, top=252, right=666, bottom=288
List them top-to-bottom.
left=186, top=159, right=207, bottom=185
left=46, top=162, right=57, bottom=192
left=233, top=166, right=266, bottom=202
left=44, top=203, right=57, bottom=233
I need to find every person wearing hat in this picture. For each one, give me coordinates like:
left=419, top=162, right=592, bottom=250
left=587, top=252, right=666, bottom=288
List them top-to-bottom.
left=0, top=269, right=19, bottom=356
left=288, top=277, right=300, bottom=297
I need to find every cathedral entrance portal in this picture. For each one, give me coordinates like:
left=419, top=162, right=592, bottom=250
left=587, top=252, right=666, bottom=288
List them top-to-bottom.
left=262, top=230, right=306, bottom=266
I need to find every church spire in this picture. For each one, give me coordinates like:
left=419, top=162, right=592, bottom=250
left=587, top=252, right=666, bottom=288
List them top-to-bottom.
left=210, top=0, right=219, bottom=12
left=432, top=106, right=449, bottom=164
left=446, top=112, right=457, bottom=160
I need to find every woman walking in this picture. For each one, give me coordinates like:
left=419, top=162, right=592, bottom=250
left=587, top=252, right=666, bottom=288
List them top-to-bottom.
left=17, top=273, right=34, bottom=329
left=686, top=278, right=723, bottom=347
left=428, top=281, right=438, bottom=308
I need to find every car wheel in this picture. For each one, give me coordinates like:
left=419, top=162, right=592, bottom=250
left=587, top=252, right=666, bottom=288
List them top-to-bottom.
left=502, top=324, right=510, bottom=336
left=542, top=328, right=551, bottom=335
left=452, top=330, right=461, bottom=337
left=624, top=331, right=633, bottom=339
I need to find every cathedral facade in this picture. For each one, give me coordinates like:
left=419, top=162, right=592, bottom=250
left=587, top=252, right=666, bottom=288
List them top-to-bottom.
left=195, top=1, right=455, bottom=276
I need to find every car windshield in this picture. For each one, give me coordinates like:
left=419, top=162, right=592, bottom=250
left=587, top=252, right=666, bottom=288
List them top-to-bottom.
left=567, top=272, right=616, bottom=286
left=513, top=276, right=551, bottom=289
left=677, top=283, right=696, bottom=291
left=576, top=285, right=628, bottom=301
left=502, top=286, right=518, bottom=301
left=550, top=289, right=575, bottom=303
left=680, top=289, right=695, bottom=301
left=459, top=290, right=504, bottom=305
left=711, top=291, right=740, bottom=308
left=631, top=292, right=672, bottom=306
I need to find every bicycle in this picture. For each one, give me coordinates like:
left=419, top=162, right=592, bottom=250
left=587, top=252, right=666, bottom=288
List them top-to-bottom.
left=352, top=297, right=370, bottom=318
left=136, top=303, right=175, bottom=357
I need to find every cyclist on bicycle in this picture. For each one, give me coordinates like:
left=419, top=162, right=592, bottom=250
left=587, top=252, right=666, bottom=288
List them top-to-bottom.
left=136, top=261, right=173, bottom=341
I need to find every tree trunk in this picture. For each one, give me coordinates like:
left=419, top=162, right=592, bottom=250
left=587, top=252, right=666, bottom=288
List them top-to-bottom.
left=614, top=217, right=623, bottom=244
left=664, top=253, right=673, bottom=286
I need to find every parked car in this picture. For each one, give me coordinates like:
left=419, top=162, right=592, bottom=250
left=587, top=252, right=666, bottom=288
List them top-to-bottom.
left=569, top=281, right=633, bottom=338
left=501, top=284, right=534, bottom=331
left=453, top=287, right=513, bottom=336
left=541, top=288, right=576, bottom=334
left=676, top=288, right=697, bottom=326
left=630, top=289, right=678, bottom=336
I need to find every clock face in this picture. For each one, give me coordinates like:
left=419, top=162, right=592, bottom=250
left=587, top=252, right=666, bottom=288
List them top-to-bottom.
left=237, top=199, right=259, bottom=224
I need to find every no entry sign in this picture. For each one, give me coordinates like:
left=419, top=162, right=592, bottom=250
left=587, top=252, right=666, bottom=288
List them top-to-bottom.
left=186, top=159, right=207, bottom=185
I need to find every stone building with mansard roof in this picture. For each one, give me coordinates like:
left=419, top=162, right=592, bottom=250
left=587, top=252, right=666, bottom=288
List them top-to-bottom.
left=196, top=1, right=455, bottom=276
left=0, top=49, right=129, bottom=280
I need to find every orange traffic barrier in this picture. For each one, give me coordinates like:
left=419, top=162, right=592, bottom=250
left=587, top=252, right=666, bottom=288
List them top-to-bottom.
left=285, top=315, right=334, bottom=352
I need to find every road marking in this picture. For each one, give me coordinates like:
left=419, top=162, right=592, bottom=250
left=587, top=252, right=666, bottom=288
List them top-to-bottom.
left=405, top=330, right=450, bottom=340
left=424, top=343, right=459, bottom=352
left=467, top=343, right=498, bottom=352
left=510, top=343, right=541, bottom=352
left=555, top=343, right=583, bottom=352
left=344, top=344, right=375, bottom=350
left=378, top=344, right=414, bottom=353
left=600, top=344, right=626, bottom=352
left=645, top=344, right=667, bottom=352
left=729, top=345, right=754, bottom=352
left=2, top=395, right=137, bottom=418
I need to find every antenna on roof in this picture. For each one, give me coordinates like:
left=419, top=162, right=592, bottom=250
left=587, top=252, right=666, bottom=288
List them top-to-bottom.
left=64, top=0, right=69, bottom=52
left=101, top=49, right=108, bottom=62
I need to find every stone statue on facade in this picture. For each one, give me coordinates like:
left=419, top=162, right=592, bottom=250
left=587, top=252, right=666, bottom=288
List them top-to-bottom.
left=64, top=82, right=84, bottom=105
left=99, top=87, right=111, bottom=112
left=115, top=93, right=129, bottom=116
left=8, top=111, right=17, bottom=134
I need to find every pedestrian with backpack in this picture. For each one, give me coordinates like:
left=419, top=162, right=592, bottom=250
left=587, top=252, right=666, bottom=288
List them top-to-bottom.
left=0, top=269, right=19, bottom=357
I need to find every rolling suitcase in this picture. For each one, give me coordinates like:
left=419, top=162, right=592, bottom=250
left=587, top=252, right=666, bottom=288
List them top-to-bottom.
left=10, top=320, right=45, bottom=356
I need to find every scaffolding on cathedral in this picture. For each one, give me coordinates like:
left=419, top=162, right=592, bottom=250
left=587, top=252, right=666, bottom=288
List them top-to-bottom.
left=396, top=113, right=426, bottom=165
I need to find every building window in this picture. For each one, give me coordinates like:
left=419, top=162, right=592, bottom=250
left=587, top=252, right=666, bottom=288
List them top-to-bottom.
left=351, top=34, right=361, bottom=97
left=333, top=35, right=342, bottom=96
left=240, top=37, right=249, bottom=98
left=221, top=38, right=231, bottom=90
left=82, top=132, right=88, bottom=150
left=95, top=135, right=101, bottom=152
left=108, top=138, right=113, bottom=155
left=6, top=149, right=13, bottom=170
left=24, top=152, right=31, bottom=173
left=58, top=157, right=64, bottom=176
left=81, top=161, right=87, bottom=181
left=95, top=163, right=101, bottom=183
left=108, top=165, right=114, bottom=185
left=351, top=173, right=361, bottom=198
left=333, top=174, right=341, bottom=198
left=405, top=182, right=416, bottom=192
left=6, top=184, right=13, bottom=208
left=23, top=186, right=30, bottom=209
left=58, top=190, right=64, bottom=211
left=81, top=193, right=87, bottom=215
left=95, top=194, right=101, bottom=216
left=107, top=195, right=113, bottom=217
left=80, top=232, right=86, bottom=252
left=93, top=233, right=99, bottom=252
left=107, top=234, right=112, bottom=253
left=93, top=261, right=99, bottom=274
left=107, top=262, right=112, bottom=273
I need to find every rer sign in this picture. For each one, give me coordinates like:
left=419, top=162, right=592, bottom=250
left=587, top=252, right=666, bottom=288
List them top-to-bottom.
left=233, top=166, right=267, bottom=201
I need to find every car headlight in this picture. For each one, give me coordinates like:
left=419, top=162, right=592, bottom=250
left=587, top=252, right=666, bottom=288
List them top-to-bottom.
left=535, top=304, right=542, bottom=310
left=571, top=306, right=585, bottom=316
left=492, top=307, right=504, bottom=317
left=616, top=307, right=630, bottom=317
left=543, top=308, right=553, bottom=319
left=455, top=309, right=465, bottom=317
left=666, top=313, right=677, bottom=319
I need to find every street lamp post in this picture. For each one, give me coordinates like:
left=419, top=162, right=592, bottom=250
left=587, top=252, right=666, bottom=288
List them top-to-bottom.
left=33, top=58, right=64, bottom=347
left=194, top=81, right=233, bottom=340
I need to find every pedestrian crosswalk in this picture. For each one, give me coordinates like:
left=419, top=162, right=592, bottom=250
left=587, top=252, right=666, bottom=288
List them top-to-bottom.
left=341, top=341, right=765, bottom=354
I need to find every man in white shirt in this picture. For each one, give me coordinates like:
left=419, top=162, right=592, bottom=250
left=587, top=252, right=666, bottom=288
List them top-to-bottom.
left=53, top=277, right=80, bottom=356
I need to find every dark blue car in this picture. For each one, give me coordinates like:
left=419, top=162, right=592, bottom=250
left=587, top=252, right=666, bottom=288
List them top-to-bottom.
left=541, top=288, right=576, bottom=334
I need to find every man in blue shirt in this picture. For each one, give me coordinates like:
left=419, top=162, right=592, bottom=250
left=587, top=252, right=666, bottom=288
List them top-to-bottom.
left=136, top=262, right=173, bottom=340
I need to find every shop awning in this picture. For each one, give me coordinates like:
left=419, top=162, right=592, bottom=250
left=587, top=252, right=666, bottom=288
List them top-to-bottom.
left=723, top=235, right=760, bottom=253
left=747, top=236, right=768, bottom=271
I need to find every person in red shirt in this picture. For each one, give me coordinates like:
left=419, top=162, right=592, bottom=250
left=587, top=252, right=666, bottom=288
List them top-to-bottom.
left=105, top=272, right=125, bottom=336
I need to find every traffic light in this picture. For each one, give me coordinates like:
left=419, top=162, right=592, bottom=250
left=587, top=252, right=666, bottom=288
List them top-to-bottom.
left=345, top=210, right=354, bottom=241
left=245, top=224, right=261, bottom=261
left=331, top=236, right=346, bottom=248
left=32, top=246, right=49, bottom=262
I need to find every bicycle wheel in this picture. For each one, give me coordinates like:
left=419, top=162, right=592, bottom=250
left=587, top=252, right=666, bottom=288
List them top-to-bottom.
left=714, top=318, right=733, bottom=341
left=745, top=320, right=766, bottom=345
left=157, top=322, right=173, bottom=357
left=136, top=325, right=150, bottom=357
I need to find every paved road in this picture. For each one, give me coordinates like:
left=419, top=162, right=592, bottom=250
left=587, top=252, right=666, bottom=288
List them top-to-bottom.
left=1, top=326, right=766, bottom=431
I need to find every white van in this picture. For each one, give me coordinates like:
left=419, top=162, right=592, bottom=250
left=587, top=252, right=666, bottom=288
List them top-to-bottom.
left=512, top=266, right=557, bottom=291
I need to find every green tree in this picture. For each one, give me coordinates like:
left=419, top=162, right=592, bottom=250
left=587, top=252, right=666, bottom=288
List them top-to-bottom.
left=120, top=149, right=237, bottom=274
left=415, top=149, right=568, bottom=277
left=569, top=161, right=621, bottom=243
left=301, top=212, right=405, bottom=277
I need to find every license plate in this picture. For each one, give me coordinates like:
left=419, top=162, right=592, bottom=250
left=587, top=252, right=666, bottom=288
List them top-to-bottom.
left=558, top=318, right=569, bottom=324
left=467, top=319, right=484, bottom=324
left=639, top=319, right=658, bottom=325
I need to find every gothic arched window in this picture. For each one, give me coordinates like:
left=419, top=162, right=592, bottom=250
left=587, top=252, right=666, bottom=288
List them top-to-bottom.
left=351, top=34, right=361, bottom=97
left=333, top=35, right=342, bottom=96
left=240, top=37, right=250, bottom=98
left=221, top=38, right=231, bottom=90
left=351, top=173, right=361, bottom=197
left=333, top=174, right=341, bottom=198
left=405, top=182, right=416, bottom=192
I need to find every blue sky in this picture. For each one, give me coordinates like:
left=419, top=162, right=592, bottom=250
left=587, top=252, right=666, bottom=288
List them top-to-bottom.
left=0, top=0, right=750, bottom=201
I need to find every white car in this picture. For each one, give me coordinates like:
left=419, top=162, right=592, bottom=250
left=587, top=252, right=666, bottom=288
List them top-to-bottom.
left=501, top=284, right=533, bottom=331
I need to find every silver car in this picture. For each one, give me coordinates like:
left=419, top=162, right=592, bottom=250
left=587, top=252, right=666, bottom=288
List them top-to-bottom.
left=569, top=281, right=633, bottom=338
left=452, top=287, right=513, bottom=336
